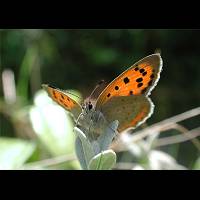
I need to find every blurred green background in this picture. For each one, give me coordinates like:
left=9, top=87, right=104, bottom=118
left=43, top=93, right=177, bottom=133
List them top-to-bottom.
left=0, top=29, right=199, bottom=169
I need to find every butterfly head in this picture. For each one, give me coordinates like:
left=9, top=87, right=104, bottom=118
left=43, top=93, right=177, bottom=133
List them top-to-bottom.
left=82, top=79, right=106, bottom=112
left=82, top=100, right=95, bottom=114
left=88, top=101, right=93, bottom=110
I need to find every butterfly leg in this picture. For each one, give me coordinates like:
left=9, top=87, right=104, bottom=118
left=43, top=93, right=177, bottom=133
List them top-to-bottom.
left=97, top=111, right=119, bottom=137
left=75, top=113, right=83, bottom=127
left=88, top=119, right=96, bottom=141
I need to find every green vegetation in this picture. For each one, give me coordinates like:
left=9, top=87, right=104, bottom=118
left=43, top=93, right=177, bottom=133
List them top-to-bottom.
left=0, top=29, right=199, bottom=169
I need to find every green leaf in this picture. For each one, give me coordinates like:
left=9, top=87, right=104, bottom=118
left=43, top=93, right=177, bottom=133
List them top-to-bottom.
left=17, top=45, right=38, bottom=102
left=29, top=90, right=75, bottom=156
left=74, top=127, right=95, bottom=169
left=0, top=137, right=36, bottom=169
left=75, top=137, right=88, bottom=170
left=88, top=150, right=116, bottom=170
left=193, top=157, right=200, bottom=169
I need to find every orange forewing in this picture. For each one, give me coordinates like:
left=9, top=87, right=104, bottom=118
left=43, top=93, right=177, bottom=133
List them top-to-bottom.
left=96, top=54, right=162, bottom=109
left=42, top=84, right=82, bottom=120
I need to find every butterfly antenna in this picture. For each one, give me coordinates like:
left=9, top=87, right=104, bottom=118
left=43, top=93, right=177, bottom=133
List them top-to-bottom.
left=88, top=80, right=105, bottom=102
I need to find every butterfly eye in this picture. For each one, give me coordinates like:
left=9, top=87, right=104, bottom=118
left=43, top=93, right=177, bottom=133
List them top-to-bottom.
left=88, top=102, right=93, bottom=110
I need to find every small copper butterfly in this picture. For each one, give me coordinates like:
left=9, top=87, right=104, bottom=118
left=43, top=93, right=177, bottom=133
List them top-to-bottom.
left=43, top=53, right=162, bottom=135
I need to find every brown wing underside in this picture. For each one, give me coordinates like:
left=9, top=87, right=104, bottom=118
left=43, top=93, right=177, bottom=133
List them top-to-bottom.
left=101, top=95, right=154, bottom=132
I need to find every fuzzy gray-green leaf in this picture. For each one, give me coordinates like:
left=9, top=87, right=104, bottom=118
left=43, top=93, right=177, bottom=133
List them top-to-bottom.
left=97, top=120, right=119, bottom=152
left=74, top=127, right=95, bottom=168
left=75, top=137, right=88, bottom=170
left=88, top=150, right=116, bottom=170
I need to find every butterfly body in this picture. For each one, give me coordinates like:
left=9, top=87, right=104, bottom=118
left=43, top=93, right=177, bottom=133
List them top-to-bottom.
left=43, top=53, right=162, bottom=137
left=77, top=104, right=108, bottom=140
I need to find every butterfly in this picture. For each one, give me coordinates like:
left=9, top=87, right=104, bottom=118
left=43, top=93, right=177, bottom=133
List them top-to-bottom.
left=42, top=53, right=162, bottom=136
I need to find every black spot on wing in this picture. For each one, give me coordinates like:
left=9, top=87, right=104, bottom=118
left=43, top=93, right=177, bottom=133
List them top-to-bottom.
left=134, top=66, right=139, bottom=71
left=139, top=68, right=145, bottom=73
left=142, top=71, right=147, bottom=76
left=150, top=74, right=155, bottom=79
left=123, top=77, right=130, bottom=84
left=136, top=78, right=143, bottom=82
left=148, top=80, right=153, bottom=86
left=137, top=83, right=143, bottom=88
left=115, top=86, right=119, bottom=90
left=141, top=88, right=147, bottom=94
left=129, top=90, right=134, bottom=95
left=53, top=91, right=57, bottom=98
left=64, top=103, right=69, bottom=108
